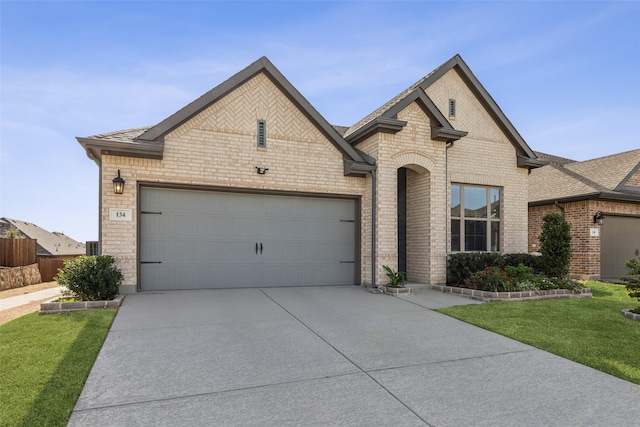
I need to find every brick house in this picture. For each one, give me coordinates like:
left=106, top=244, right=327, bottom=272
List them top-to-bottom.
left=77, top=55, right=545, bottom=293
left=528, top=150, right=640, bottom=280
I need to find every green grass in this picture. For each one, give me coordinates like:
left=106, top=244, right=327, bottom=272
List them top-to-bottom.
left=438, top=281, right=640, bottom=384
left=0, top=309, right=116, bottom=426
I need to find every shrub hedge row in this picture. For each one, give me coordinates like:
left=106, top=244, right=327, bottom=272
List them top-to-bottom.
left=447, top=252, right=541, bottom=285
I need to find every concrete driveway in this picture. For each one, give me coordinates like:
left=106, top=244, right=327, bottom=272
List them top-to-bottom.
left=68, top=286, right=639, bottom=426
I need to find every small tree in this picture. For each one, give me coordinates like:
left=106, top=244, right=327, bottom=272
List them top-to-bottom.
left=539, top=212, right=572, bottom=278
left=2, top=225, right=24, bottom=239
left=55, top=255, right=123, bottom=301
left=621, top=257, right=640, bottom=313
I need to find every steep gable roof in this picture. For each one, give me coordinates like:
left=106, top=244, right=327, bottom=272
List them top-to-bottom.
left=345, top=55, right=546, bottom=169
left=78, top=57, right=372, bottom=175
left=529, top=149, right=640, bottom=205
left=0, top=218, right=86, bottom=256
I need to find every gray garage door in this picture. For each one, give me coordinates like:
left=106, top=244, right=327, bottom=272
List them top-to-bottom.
left=140, top=187, right=357, bottom=290
left=601, top=216, right=640, bottom=280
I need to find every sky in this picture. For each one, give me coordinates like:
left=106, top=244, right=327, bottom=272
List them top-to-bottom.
left=1, top=1, right=639, bottom=243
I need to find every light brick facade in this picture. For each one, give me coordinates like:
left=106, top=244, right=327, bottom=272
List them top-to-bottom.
left=85, top=55, right=538, bottom=291
left=101, top=74, right=366, bottom=288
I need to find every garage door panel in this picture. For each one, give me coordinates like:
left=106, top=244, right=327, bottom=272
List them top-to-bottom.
left=140, top=188, right=356, bottom=290
left=601, top=216, right=640, bottom=279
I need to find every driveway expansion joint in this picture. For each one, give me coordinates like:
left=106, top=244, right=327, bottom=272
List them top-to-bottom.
left=260, top=290, right=434, bottom=426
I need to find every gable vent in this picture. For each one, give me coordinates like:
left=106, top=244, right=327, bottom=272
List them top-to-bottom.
left=448, top=99, right=456, bottom=118
left=257, top=119, right=266, bottom=147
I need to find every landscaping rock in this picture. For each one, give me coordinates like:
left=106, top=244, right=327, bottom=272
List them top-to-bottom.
left=0, top=264, right=42, bottom=290
left=40, top=295, right=124, bottom=315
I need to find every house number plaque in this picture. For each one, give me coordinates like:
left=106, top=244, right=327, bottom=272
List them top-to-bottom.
left=109, top=208, right=132, bottom=221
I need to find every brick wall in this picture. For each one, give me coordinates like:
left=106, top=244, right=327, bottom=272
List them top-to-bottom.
left=101, top=68, right=534, bottom=289
left=355, top=68, right=530, bottom=285
left=101, top=73, right=366, bottom=288
left=627, top=168, right=640, bottom=187
left=528, top=200, right=640, bottom=278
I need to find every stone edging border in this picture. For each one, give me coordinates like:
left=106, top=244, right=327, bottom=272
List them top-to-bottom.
left=430, top=284, right=592, bottom=302
left=383, top=286, right=413, bottom=296
left=40, top=295, right=124, bottom=315
left=621, top=308, right=640, bottom=322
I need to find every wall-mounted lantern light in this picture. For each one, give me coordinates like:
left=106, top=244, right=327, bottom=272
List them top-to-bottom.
left=255, top=166, right=269, bottom=175
left=113, top=170, right=125, bottom=194
left=593, top=211, right=604, bottom=226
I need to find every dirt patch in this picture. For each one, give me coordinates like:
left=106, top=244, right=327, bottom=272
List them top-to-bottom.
left=0, top=281, right=60, bottom=300
left=0, top=297, right=54, bottom=325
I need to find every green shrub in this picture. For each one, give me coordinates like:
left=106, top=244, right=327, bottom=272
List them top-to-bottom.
left=538, top=213, right=572, bottom=278
left=447, top=252, right=504, bottom=284
left=502, top=253, right=541, bottom=271
left=55, top=255, right=122, bottom=301
left=621, top=257, right=640, bottom=312
left=504, top=264, right=536, bottom=284
left=382, top=265, right=406, bottom=288
left=464, top=267, right=516, bottom=292
left=532, top=276, right=583, bottom=292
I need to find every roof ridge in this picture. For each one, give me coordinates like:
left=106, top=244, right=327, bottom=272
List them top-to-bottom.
left=344, top=61, right=444, bottom=138
left=552, top=163, right=608, bottom=193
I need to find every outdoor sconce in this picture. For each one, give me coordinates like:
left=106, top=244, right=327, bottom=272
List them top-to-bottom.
left=255, top=166, right=269, bottom=175
left=112, top=170, right=125, bottom=194
left=593, top=211, right=604, bottom=226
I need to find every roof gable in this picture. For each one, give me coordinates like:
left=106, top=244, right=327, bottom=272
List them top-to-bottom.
left=345, top=54, right=544, bottom=169
left=77, top=57, right=373, bottom=174
left=137, top=57, right=368, bottom=165
left=564, top=149, right=640, bottom=191
left=529, top=150, right=640, bottom=204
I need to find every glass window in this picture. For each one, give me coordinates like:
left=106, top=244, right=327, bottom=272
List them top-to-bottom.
left=450, top=184, right=501, bottom=252
left=451, top=185, right=461, bottom=217
left=464, top=186, right=487, bottom=218
left=490, top=188, right=500, bottom=219
left=451, top=219, right=460, bottom=252
left=491, top=222, right=500, bottom=252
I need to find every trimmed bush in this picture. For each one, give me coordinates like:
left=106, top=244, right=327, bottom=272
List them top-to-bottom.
left=538, top=213, right=572, bottom=278
left=447, top=252, right=504, bottom=284
left=502, top=253, right=541, bottom=272
left=55, top=255, right=122, bottom=301
left=621, top=257, right=640, bottom=313
left=464, top=267, right=515, bottom=292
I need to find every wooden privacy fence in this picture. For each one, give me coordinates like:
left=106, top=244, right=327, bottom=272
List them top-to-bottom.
left=0, top=238, right=37, bottom=267
left=37, top=256, right=75, bottom=282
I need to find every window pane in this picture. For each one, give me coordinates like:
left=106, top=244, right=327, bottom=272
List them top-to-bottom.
left=451, top=185, right=460, bottom=217
left=464, top=187, right=487, bottom=218
left=490, top=188, right=500, bottom=219
left=451, top=219, right=460, bottom=252
left=465, top=220, right=487, bottom=251
left=491, top=221, right=500, bottom=251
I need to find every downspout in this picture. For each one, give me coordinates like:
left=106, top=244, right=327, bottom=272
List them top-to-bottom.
left=370, top=168, right=378, bottom=288
left=555, top=200, right=565, bottom=217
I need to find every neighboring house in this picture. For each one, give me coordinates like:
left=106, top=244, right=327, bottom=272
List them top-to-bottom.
left=77, top=54, right=545, bottom=293
left=528, top=150, right=640, bottom=280
left=0, top=217, right=86, bottom=256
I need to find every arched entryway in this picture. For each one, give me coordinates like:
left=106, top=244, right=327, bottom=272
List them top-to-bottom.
left=397, top=164, right=431, bottom=283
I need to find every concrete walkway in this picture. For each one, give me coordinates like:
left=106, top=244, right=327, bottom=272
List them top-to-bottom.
left=0, top=286, right=64, bottom=311
left=69, top=286, right=639, bottom=426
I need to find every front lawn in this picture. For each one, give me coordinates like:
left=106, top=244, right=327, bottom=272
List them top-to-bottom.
left=438, top=281, right=640, bottom=384
left=0, top=309, right=116, bottom=426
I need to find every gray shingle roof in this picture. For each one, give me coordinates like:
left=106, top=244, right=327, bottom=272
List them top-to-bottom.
left=344, top=67, right=439, bottom=138
left=88, top=127, right=152, bottom=144
left=529, top=149, right=640, bottom=203
left=0, top=218, right=86, bottom=256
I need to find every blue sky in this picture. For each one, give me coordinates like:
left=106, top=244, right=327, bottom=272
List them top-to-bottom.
left=1, top=1, right=639, bottom=243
